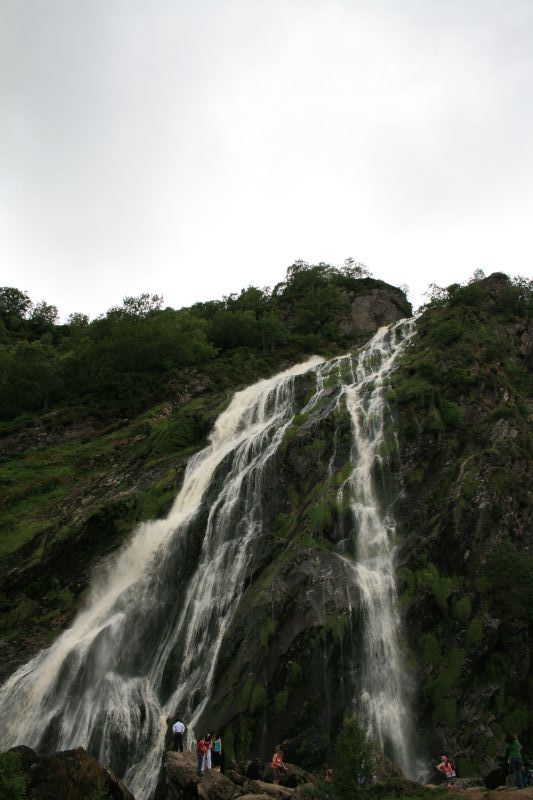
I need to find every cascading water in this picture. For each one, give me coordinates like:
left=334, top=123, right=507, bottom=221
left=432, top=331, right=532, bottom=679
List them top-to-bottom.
left=0, top=320, right=417, bottom=796
left=339, top=320, right=416, bottom=775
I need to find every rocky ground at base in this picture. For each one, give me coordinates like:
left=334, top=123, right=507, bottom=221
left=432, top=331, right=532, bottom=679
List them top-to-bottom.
left=7, top=744, right=533, bottom=800
left=9, top=744, right=134, bottom=799
left=164, top=752, right=533, bottom=800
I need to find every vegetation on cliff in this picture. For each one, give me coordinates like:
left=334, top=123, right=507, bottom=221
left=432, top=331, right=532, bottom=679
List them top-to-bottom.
left=0, top=261, right=407, bottom=420
left=0, top=262, right=408, bottom=677
left=1, top=264, right=531, bottom=784
left=388, top=273, right=532, bottom=774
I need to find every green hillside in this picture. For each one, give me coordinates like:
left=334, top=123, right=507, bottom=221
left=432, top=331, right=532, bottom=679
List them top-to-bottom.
left=0, top=265, right=531, bottom=782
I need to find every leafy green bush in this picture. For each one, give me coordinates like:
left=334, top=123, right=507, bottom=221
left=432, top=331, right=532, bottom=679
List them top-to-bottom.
left=480, top=542, right=533, bottom=622
left=333, top=714, right=375, bottom=800
left=0, top=751, right=26, bottom=800
left=294, top=782, right=326, bottom=800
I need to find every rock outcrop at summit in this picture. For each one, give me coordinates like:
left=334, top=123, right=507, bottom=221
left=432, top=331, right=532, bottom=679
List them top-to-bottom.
left=340, top=281, right=410, bottom=337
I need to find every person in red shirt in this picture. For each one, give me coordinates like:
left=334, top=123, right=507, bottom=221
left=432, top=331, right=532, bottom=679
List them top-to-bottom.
left=196, top=736, right=208, bottom=777
left=271, top=746, right=288, bottom=784
left=437, top=755, right=456, bottom=786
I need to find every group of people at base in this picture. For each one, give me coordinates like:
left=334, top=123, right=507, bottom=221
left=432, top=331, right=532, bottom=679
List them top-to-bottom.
left=171, top=718, right=288, bottom=783
left=196, top=733, right=223, bottom=776
left=435, top=734, right=530, bottom=790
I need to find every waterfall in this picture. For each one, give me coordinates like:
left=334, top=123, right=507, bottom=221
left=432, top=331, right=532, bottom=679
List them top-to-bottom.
left=302, top=319, right=416, bottom=774
left=0, top=320, right=417, bottom=796
left=340, top=320, right=416, bottom=775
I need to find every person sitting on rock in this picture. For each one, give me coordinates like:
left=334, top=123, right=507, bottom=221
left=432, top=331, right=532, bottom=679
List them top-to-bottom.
left=172, top=717, right=186, bottom=752
left=196, top=736, right=208, bottom=777
left=271, top=746, right=288, bottom=784
left=437, top=755, right=456, bottom=786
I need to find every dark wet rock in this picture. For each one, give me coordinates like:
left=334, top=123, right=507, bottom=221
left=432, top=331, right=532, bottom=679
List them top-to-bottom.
left=339, top=283, right=410, bottom=338
left=11, top=745, right=135, bottom=800
left=165, top=751, right=200, bottom=799
left=165, top=752, right=242, bottom=800
left=373, top=753, right=404, bottom=781
left=284, top=764, right=318, bottom=787
left=226, top=768, right=247, bottom=785
left=197, top=770, right=237, bottom=800
left=376, top=776, right=424, bottom=795
left=454, top=777, right=486, bottom=789
left=244, top=780, right=294, bottom=798
left=237, top=795, right=273, bottom=800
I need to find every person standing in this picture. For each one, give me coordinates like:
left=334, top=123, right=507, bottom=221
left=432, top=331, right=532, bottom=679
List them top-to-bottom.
left=172, top=718, right=186, bottom=752
left=203, top=733, right=213, bottom=771
left=212, top=734, right=222, bottom=772
left=507, top=734, right=526, bottom=788
left=196, top=735, right=208, bottom=777
left=271, top=746, right=288, bottom=784
left=436, top=755, right=456, bottom=786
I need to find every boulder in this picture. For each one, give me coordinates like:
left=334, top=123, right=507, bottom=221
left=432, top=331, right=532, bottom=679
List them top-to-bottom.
left=339, top=285, right=410, bottom=338
left=10, top=745, right=134, bottom=800
left=165, top=751, right=200, bottom=799
left=165, top=752, right=243, bottom=800
left=373, top=753, right=403, bottom=782
left=284, top=764, right=318, bottom=788
left=226, top=769, right=247, bottom=785
left=197, top=770, right=237, bottom=800
left=453, top=778, right=486, bottom=790
left=244, top=779, right=294, bottom=798
left=237, top=795, right=273, bottom=800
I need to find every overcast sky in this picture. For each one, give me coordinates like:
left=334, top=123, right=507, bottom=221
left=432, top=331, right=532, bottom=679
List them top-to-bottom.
left=1, top=0, right=532, bottom=319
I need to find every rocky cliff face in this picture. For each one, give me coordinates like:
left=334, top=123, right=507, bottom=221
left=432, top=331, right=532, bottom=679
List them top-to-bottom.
left=1, top=272, right=530, bottom=790
left=194, top=274, right=532, bottom=778
left=387, top=274, right=532, bottom=776
left=0, top=280, right=410, bottom=684
left=339, top=280, right=409, bottom=337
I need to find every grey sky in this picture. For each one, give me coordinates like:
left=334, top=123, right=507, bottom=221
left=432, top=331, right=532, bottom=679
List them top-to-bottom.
left=1, top=0, right=532, bottom=319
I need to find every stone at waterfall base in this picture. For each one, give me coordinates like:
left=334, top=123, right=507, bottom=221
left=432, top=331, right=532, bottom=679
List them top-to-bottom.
left=10, top=745, right=134, bottom=800
left=165, top=752, right=300, bottom=800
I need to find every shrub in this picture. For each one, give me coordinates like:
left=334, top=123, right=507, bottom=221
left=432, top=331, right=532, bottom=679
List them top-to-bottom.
left=250, top=683, right=266, bottom=712
left=275, top=689, right=289, bottom=714
left=333, top=714, right=375, bottom=800
left=0, top=751, right=26, bottom=800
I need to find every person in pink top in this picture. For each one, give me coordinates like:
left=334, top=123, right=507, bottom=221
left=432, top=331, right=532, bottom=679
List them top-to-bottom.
left=271, top=746, right=288, bottom=784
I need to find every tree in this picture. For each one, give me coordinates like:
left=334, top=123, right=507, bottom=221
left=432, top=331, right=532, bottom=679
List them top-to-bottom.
left=341, top=258, right=372, bottom=279
left=469, top=268, right=486, bottom=283
left=422, top=283, right=448, bottom=308
left=0, top=287, right=32, bottom=330
left=120, top=293, right=163, bottom=317
left=30, top=301, right=59, bottom=328
left=67, top=312, right=90, bottom=328
left=0, top=339, right=63, bottom=418
left=333, top=714, right=375, bottom=800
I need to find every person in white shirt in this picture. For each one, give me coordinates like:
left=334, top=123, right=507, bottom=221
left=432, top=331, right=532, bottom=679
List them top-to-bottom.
left=172, top=718, right=186, bottom=752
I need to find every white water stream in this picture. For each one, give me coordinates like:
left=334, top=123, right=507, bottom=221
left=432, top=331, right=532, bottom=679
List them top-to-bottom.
left=0, top=320, right=417, bottom=795
left=340, top=320, right=416, bottom=774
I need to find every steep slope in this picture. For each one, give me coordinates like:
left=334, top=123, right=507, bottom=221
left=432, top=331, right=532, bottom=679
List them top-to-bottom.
left=0, top=270, right=530, bottom=795
left=195, top=273, right=532, bottom=779
left=388, top=274, right=532, bottom=776
left=0, top=276, right=409, bottom=678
